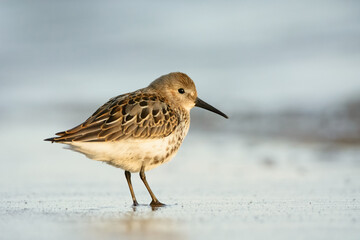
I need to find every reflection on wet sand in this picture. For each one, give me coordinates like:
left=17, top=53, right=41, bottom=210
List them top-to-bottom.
left=86, top=208, right=186, bottom=240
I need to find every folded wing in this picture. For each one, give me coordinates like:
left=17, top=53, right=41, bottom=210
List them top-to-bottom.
left=47, top=92, right=179, bottom=142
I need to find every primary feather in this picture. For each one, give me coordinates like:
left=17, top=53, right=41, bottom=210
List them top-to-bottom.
left=50, top=91, right=180, bottom=142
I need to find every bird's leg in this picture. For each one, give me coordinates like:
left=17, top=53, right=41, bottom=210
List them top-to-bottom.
left=139, top=166, right=165, bottom=207
left=125, top=171, right=139, bottom=206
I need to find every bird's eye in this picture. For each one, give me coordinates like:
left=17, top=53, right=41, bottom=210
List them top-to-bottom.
left=178, top=88, right=185, bottom=94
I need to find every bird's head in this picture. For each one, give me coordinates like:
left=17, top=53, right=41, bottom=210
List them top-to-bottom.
left=149, top=72, right=228, bottom=119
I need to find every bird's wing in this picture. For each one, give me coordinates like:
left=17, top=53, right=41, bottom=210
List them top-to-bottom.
left=52, top=92, right=179, bottom=142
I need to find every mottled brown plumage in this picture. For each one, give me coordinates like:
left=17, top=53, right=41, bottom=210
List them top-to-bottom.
left=45, top=72, right=228, bottom=207
left=51, top=92, right=179, bottom=142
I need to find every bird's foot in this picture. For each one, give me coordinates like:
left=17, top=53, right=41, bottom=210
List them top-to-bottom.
left=150, top=200, right=166, bottom=207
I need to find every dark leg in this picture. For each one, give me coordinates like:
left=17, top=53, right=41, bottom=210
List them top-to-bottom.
left=139, top=166, right=165, bottom=207
left=125, top=171, right=139, bottom=206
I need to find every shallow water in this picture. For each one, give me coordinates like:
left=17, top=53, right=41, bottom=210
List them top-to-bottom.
left=1, top=1, right=360, bottom=239
left=1, top=124, right=360, bottom=240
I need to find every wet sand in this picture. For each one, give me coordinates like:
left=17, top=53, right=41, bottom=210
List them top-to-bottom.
left=1, top=0, right=360, bottom=239
left=1, top=125, right=359, bottom=240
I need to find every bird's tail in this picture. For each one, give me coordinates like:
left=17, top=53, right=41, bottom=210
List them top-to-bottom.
left=44, top=137, right=56, bottom=143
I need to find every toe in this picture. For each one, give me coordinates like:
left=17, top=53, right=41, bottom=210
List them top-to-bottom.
left=150, top=200, right=165, bottom=207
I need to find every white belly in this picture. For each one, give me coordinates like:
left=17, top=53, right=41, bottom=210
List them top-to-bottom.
left=66, top=124, right=189, bottom=172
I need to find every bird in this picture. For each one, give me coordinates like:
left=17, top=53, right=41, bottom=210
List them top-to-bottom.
left=45, top=72, right=228, bottom=207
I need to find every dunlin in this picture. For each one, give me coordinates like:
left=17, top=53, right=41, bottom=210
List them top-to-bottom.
left=45, top=72, right=228, bottom=207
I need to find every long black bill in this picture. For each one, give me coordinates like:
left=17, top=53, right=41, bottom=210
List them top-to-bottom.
left=195, top=97, right=228, bottom=119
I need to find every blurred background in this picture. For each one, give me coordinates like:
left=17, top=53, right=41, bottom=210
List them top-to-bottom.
left=1, top=0, right=360, bottom=142
left=1, top=1, right=360, bottom=240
